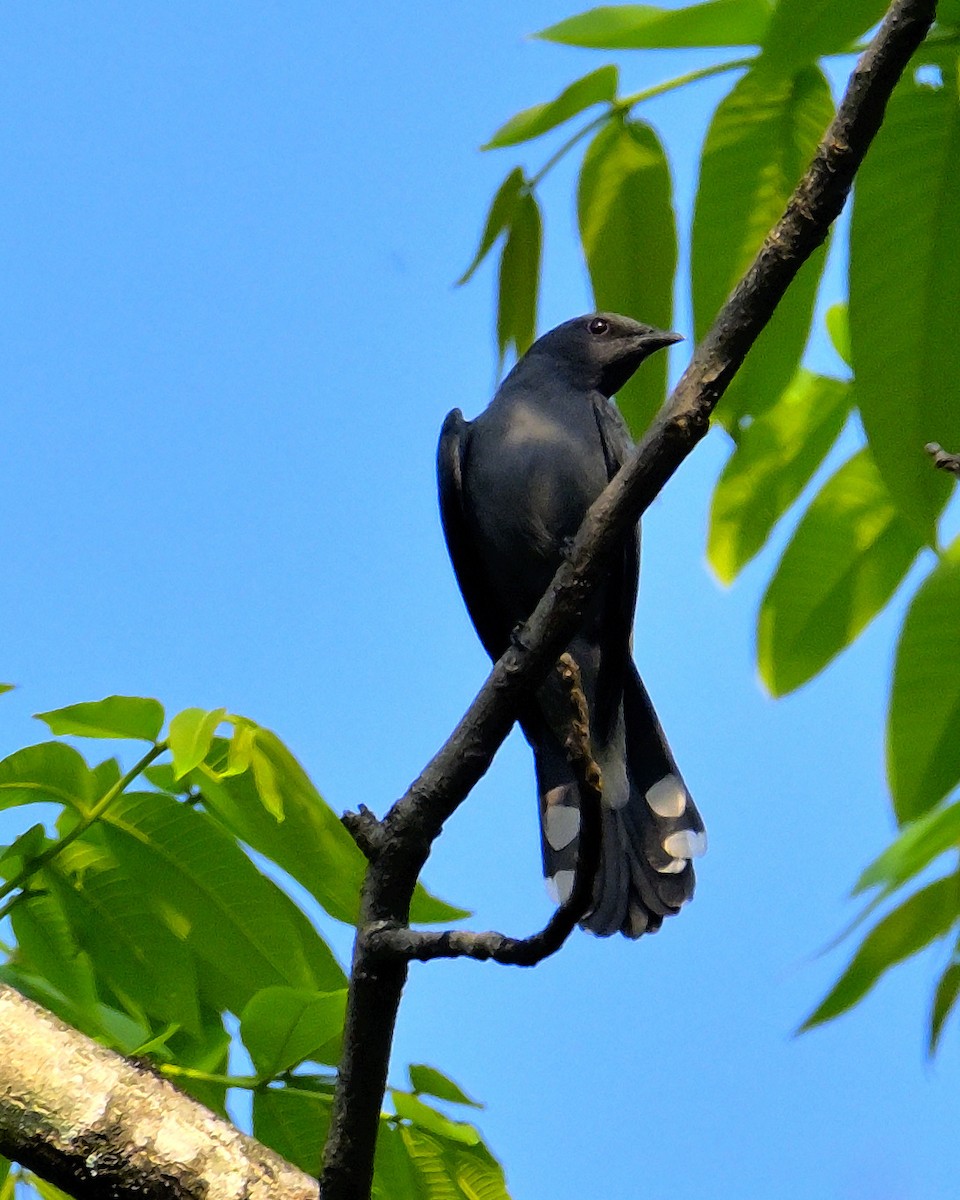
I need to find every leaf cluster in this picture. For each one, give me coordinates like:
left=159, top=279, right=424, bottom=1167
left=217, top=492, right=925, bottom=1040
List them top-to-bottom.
left=461, top=0, right=960, bottom=1045
left=0, top=694, right=508, bottom=1199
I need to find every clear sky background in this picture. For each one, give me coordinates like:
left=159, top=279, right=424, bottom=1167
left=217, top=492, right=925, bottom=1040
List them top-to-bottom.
left=2, top=4, right=958, bottom=1199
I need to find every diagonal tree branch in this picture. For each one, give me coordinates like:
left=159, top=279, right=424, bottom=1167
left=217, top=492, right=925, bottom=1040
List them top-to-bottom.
left=321, top=2, right=938, bottom=1197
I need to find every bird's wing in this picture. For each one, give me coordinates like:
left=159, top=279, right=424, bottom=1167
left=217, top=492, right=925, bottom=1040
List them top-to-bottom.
left=590, top=395, right=640, bottom=738
left=437, top=408, right=510, bottom=660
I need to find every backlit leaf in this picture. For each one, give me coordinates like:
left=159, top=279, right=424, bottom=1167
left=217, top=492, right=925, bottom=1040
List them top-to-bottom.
left=537, top=0, right=772, bottom=49
left=760, top=0, right=889, bottom=74
left=693, top=64, right=832, bottom=428
left=484, top=66, right=617, bottom=149
left=850, top=80, right=960, bottom=537
left=578, top=117, right=676, bottom=436
left=457, top=169, right=524, bottom=286
left=497, top=191, right=541, bottom=368
left=708, top=370, right=850, bottom=582
left=758, top=449, right=923, bottom=696
left=888, top=539, right=960, bottom=822
left=34, top=695, right=164, bottom=742
left=169, top=707, right=227, bottom=779
left=0, top=742, right=95, bottom=813
left=854, top=799, right=960, bottom=895
left=801, top=876, right=958, bottom=1030
left=929, top=945, right=960, bottom=1055
left=241, top=986, right=347, bottom=1076
left=409, top=1064, right=483, bottom=1109
left=253, top=1085, right=332, bottom=1177
left=393, top=1092, right=480, bottom=1145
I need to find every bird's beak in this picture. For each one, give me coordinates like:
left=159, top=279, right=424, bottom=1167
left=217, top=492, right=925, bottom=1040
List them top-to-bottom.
left=638, top=329, right=684, bottom=354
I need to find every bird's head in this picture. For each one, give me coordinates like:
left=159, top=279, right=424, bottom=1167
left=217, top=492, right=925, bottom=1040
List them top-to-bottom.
left=528, top=312, right=683, bottom=398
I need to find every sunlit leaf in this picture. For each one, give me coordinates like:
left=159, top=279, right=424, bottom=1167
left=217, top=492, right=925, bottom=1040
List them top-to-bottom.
left=537, top=0, right=771, bottom=48
left=760, top=0, right=889, bottom=74
left=693, top=65, right=833, bottom=428
left=484, top=66, right=617, bottom=149
left=850, top=80, right=960, bottom=537
left=578, top=116, right=676, bottom=436
left=457, top=168, right=524, bottom=286
left=497, top=191, right=541, bottom=368
left=825, top=302, right=851, bottom=368
left=708, top=370, right=850, bottom=582
left=758, top=449, right=923, bottom=696
left=888, top=539, right=960, bottom=822
left=0, top=684, right=15, bottom=695
left=34, top=696, right=164, bottom=742
left=169, top=707, right=227, bottom=779
left=198, top=734, right=468, bottom=928
left=0, top=742, right=95, bottom=813
left=94, top=791, right=338, bottom=1012
left=855, top=799, right=960, bottom=896
left=43, top=842, right=203, bottom=1035
left=801, top=876, right=958, bottom=1030
left=11, top=888, right=98, bottom=1013
left=929, top=944, right=960, bottom=1055
left=241, top=986, right=347, bottom=1076
left=409, top=1064, right=483, bottom=1109
left=253, top=1085, right=332, bottom=1177
left=393, top=1092, right=480, bottom=1145
left=373, top=1121, right=427, bottom=1200
left=402, top=1127, right=462, bottom=1200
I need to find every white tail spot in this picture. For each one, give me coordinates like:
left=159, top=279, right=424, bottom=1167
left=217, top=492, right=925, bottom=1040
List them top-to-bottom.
left=645, top=773, right=687, bottom=818
left=544, top=805, right=580, bottom=851
left=663, top=829, right=707, bottom=859
left=656, top=857, right=687, bottom=874
left=546, top=869, right=576, bottom=905
left=626, top=902, right=649, bottom=937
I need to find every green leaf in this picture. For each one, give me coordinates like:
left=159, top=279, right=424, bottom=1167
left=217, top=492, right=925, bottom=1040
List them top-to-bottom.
left=537, top=0, right=772, bottom=48
left=760, top=0, right=888, bottom=75
left=693, top=64, right=833, bottom=428
left=484, top=66, right=617, bottom=150
left=850, top=80, right=960, bottom=537
left=577, top=117, right=676, bottom=436
left=457, top=168, right=524, bottom=286
left=497, top=190, right=541, bottom=368
left=825, top=302, right=851, bottom=368
left=708, top=370, right=851, bottom=583
left=758, top=449, right=923, bottom=696
left=888, top=540, right=960, bottom=822
left=0, top=684, right=14, bottom=695
left=34, top=696, right=164, bottom=742
left=168, top=707, right=227, bottom=779
left=198, top=731, right=468, bottom=928
left=0, top=742, right=95, bottom=813
left=94, top=790, right=335, bottom=1012
left=855, top=799, right=960, bottom=895
left=0, top=823, right=49, bottom=877
left=42, top=842, right=203, bottom=1035
left=801, top=876, right=958, bottom=1030
left=11, top=888, right=98, bottom=1012
left=929, top=945, right=960, bottom=1054
left=241, top=987, right=347, bottom=1076
left=163, top=1015, right=232, bottom=1116
left=409, top=1064, right=483, bottom=1109
left=253, top=1085, right=332, bottom=1177
left=393, top=1092, right=480, bottom=1146
left=374, top=1121, right=427, bottom=1200
left=400, top=1127, right=462, bottom=1200
left=448, top=1142, right=511, bottom=1200
left=0, top=1158, right=9, bottom=1197
left=29, top=1176, right=76, bottom=1200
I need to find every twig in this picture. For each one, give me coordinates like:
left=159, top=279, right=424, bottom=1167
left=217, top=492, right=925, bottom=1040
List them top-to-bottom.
left=321, top=4, right=937, bottom=1197
left=926, top=442, right=960, bottom=476
left=368, top=655, right=603, bottom=966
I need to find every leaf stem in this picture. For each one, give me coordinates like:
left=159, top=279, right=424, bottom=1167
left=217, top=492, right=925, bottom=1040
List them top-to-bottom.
left=527, top=55, right=754, bottom=189
left=0, top=742, right=166, bottom=905
left=161, top=1064, right=262, bottom=1090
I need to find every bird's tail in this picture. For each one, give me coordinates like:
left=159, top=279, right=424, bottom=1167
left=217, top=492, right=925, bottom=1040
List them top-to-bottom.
left=534, top=666, right=705, bottom=938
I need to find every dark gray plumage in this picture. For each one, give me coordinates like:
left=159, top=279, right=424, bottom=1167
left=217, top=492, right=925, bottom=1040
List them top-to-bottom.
left=438, top=312, right=705, bottom=938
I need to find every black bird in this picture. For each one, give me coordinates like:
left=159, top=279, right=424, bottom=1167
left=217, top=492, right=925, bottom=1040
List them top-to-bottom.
left=437, top=312, right=705, bottom=937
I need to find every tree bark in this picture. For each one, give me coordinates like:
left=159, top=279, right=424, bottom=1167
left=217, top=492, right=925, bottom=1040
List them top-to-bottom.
left=0, top=983, right=318, bottom=1200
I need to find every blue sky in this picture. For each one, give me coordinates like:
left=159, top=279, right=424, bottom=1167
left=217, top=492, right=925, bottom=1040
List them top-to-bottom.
left=2, top=4, right=958, bottom=1199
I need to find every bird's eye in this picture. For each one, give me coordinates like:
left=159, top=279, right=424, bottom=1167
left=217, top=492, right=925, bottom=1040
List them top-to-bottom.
left=588, top=317, right=609, bottom=335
